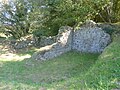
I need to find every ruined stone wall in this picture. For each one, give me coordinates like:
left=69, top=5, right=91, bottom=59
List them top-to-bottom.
left=1, top=20, right=111, bottom=60
left=32, top=20, right=111, bottom=60
left=72, top=20, right=111, bottom=53
left=32, top=26, right=73, bottom=60
left=9, top=35, right=56, bottom=49
left=35, top=36, right=57, bottom=48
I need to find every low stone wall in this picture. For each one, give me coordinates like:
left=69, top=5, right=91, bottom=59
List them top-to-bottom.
left=1, top=20, right=111, bottom=60
left=32, top=20, right=111, bottom=61
left=0, top=21, right=111, bottom=60
left=5, top=21, right=111, bottom=53
left=32, top=26, right=73, bottom=60
left=8, top=35, right=56, bottom=49
left=35, top=36, right=57, bottom=48
left=10, top=39, right=35, bottom=49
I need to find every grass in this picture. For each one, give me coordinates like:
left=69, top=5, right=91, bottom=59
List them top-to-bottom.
left=0, top=38, right=120, bottom=90
left=82, top=38, right=120, bottom=90
left=0, top=51, right=99, bottom=90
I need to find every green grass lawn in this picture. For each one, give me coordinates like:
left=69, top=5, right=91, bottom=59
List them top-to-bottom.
left=0, top=38, right=120, bottom=90
left=0, top=51, right=99, bottom=90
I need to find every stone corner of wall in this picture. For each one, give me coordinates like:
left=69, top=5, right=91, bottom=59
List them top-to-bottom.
left=31, top=21, right=112, bottom=61
left=31, top=26, right=73, bottom=61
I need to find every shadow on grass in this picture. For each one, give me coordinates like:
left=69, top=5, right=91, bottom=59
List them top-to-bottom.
left=0, top=45, right=39, bottom=62
left=15, top=47, right=38, bottom=56
left=0, top=51, right=99, bottom=90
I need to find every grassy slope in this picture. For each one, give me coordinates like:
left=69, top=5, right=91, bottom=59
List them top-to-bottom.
left=0, top=38, right=120, bottom=90
left=82, top=38, right=120, bottom=90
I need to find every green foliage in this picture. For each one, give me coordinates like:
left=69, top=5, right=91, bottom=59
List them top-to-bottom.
left=0, top=0, right=31, bottom=39
left=0, top=0, right=120, bottom=38
left=32, top=0, right=120, bottom=36
left=93, top=0, right=120, bottom=23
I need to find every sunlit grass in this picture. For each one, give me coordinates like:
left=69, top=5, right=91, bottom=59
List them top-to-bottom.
left=0, top=44, right=37, bottom=61
left=0, top=54, right=31, bottom=61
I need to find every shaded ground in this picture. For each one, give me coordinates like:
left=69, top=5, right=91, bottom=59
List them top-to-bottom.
left=0, top=39, right=37, bottom=61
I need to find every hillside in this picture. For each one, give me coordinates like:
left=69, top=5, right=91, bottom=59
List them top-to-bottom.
left=81, top=37, right=120, bottom=90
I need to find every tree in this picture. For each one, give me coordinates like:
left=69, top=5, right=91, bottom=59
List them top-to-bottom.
left=0, top=0, right=31, bottom=39
left=0, top=0, right=119, bottom=39
left=33, top=0, right=95, bottom=36
left=91, top=0, right=120, bottom=23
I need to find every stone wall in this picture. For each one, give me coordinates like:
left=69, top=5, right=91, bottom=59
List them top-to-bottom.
left=0, top=20, right=112, bottom=61
left=4, top=20, right=115, bottom=51
left=32, top=20, right=111, bottom=60
left=72, top=20, right=111, bottom=53
left=32, top=26, right=73, bottom=60
left=9, top=35, right=56, bottom=49
left=35, top=36, right=56, bottom=48
left=10, top=39, right=35, bottom=49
